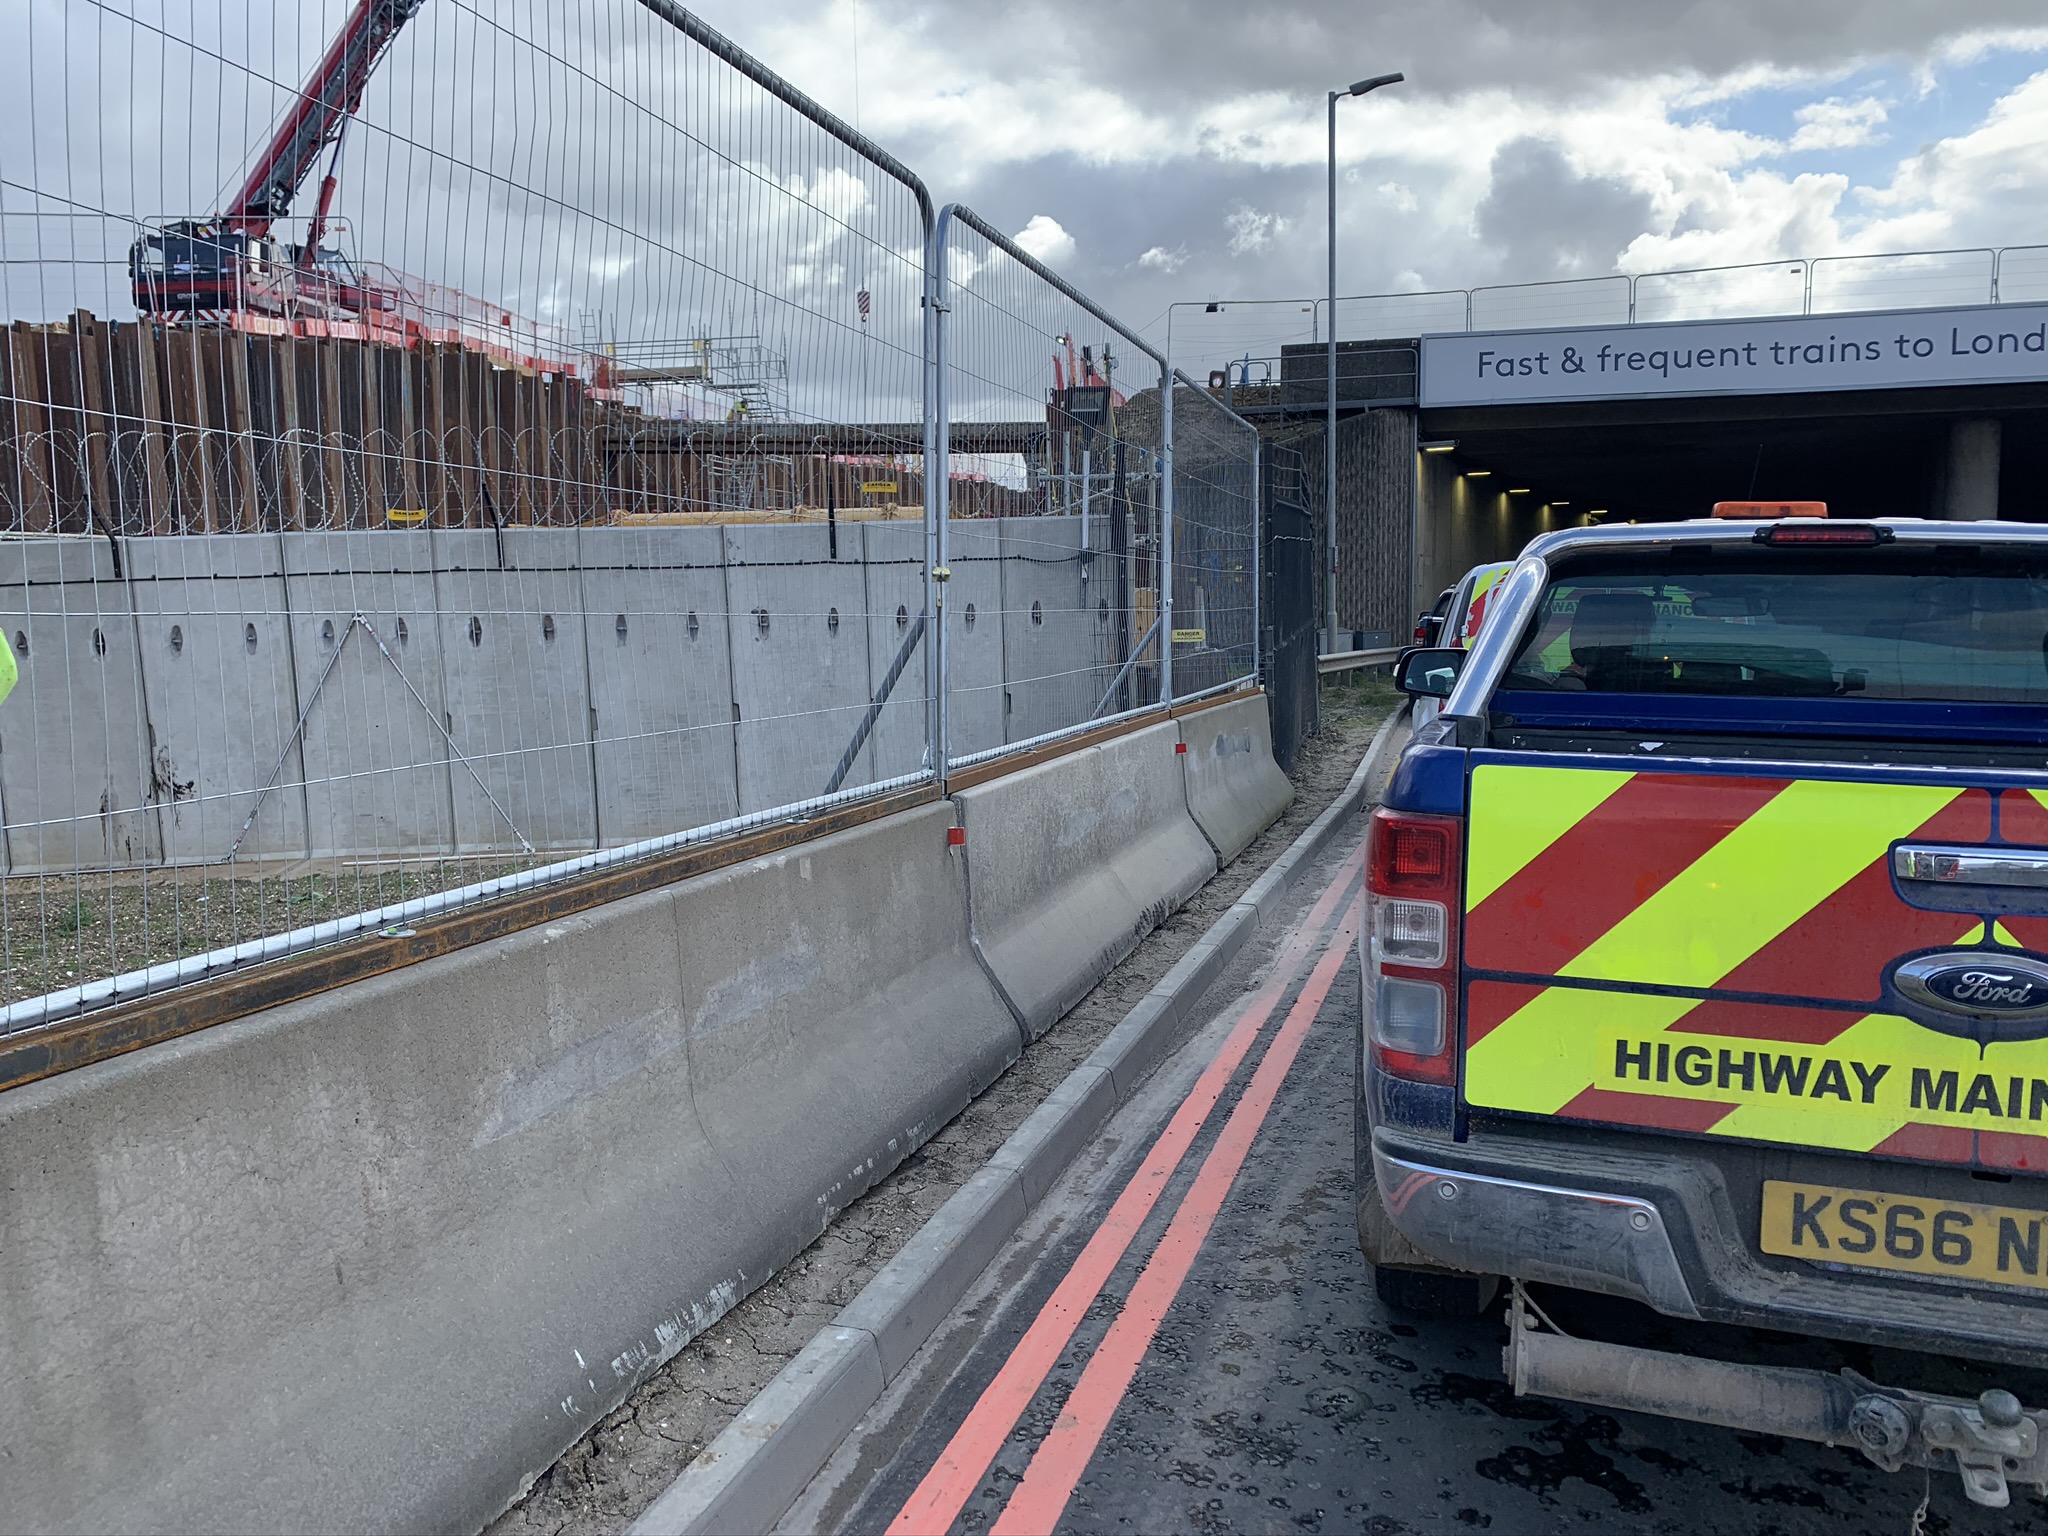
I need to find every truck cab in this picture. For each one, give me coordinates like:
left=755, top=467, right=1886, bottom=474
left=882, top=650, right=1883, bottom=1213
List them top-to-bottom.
left=1358, top=509, right=2048, bottom=1511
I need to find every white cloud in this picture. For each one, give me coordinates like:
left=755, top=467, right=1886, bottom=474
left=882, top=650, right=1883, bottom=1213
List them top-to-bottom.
left=1851, top=66, right=2048, bottom=250
left=1789, top=95, right=1890, bottom=151
left=1225, top=206, right=1290, bottom=256
left=1013, top=213, right=1077, bottom=267
left=1137, top=243, right=1188, bottom=272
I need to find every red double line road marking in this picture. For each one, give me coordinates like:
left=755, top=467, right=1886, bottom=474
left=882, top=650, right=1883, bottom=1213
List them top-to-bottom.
left=888, top=851, right=1364, bottom=1536
left=990, top=897, right=1361, bottom=1535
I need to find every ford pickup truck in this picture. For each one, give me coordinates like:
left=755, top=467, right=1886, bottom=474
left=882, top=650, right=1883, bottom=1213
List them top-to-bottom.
left=1358, top=506, right=2048, bottom=1511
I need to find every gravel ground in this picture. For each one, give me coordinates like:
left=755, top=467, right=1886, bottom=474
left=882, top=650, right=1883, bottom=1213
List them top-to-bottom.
left=486, top=681, right=1399, bottom=1536
left=1, top=855, right=541, bottom=1005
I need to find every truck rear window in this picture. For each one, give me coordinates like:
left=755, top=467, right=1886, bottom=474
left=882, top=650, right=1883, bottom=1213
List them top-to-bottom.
left=1502, top=544, right=2048, bottom=704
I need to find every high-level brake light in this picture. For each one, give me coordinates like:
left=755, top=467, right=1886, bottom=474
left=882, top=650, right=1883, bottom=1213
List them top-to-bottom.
left=1712, top=500, right=1827, bottom=519
left=1756, top=523, right=1892, bottom=547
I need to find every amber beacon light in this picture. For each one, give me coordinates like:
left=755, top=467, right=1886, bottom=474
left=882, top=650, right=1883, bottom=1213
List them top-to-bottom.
left=1711, top=500, right=1829, bottom=519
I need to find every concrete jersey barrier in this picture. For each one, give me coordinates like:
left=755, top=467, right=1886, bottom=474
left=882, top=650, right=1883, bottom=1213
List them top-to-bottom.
left=1177, top=694, right=1295, bottom=865
left=953, top=719, right=1217, bottom=1039
left=0, top=800, right=1017, bottom=1536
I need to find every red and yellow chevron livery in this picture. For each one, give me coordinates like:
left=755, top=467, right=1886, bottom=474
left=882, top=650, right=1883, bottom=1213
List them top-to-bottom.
left=1462, top=762, right=2048, bottom=1171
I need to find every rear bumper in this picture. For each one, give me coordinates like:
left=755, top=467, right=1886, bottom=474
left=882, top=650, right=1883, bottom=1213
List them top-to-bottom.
left=1372, top=1126, right=2048, bottom=1370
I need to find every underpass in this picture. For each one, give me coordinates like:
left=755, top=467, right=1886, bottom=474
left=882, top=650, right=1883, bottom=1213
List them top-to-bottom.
left=1228, top=288, right=2048, bottom=642
left=1410, top=302, right=2048, bottom=601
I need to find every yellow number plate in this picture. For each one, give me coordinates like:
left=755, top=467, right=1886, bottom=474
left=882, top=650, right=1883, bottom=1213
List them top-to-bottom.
left=1761, top=1180, right=2048, bottom=1293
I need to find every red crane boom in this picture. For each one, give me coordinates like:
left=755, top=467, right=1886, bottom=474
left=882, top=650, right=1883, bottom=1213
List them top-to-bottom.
left=132, top=0, right=427, bottom=317
left=223, top=0, right=426, bottom=237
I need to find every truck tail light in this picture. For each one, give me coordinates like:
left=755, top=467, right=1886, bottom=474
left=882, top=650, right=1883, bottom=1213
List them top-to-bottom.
left=1366, top=807, right=1463, bottom=1086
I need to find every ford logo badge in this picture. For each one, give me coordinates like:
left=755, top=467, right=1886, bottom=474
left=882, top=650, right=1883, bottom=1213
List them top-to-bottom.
left=1887, top=950, right=2048, bottom=1044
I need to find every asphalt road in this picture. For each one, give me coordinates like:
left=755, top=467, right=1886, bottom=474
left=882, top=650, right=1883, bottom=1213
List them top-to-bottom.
left=791, top=818, right=2048, bottom=1536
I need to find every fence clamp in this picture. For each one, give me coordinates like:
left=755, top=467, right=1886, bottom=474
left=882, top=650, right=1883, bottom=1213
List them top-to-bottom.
left=930, top=565, right=952, bottom=582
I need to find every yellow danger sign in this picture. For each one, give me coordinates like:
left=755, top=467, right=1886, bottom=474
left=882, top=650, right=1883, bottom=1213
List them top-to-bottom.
left=860, top=481, right=900, bottom=495
left=1171, top=628, right=1206, bottom=644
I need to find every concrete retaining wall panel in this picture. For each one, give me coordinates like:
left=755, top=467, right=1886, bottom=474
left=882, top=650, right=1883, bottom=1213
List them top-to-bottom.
left=997, top=516, right=1112, bottom=743
left=940, top=520, right=1006, bottom=761
left=857, top=521, right=931, bottom=783
left=723, top=525, right=876, bottom=813
left=575, top=526, right=740, bottom=845
left=282, top=531, right=456, bottom=856
left=126, top=536, right=309, bottom=864
left=0, top=544, right=158, bottom=871
left=433, top=560, right=598, bottom=852
left=1177, top=695, right=1294, bottom=864
left=954, top=718, right=1215, bottom=1036
left=0, top=801, right=1016, bottom=1535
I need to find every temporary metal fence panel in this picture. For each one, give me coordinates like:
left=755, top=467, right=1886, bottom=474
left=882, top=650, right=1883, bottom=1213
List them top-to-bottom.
left=0, top=0, right=946, bottom=1030
left=931, top=205, right=1174, bottom=761
left=1998, top=246, right=2048, bottom=304
left=1808, top=249, right=1997, bottom=314
left=1632, top=260, right=1811, bottom=324
left=1467, top=274, right=1633, bottom=331
left=1329, top=290, right=1473, bottom=345
left=1166, top=297, right=1322, bottom=383
left=1166, top=374, right=1259, bottom=700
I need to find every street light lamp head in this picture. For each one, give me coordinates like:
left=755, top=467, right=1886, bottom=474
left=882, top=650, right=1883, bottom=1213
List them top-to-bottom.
left=1349, top=72, right=1405, bottom=95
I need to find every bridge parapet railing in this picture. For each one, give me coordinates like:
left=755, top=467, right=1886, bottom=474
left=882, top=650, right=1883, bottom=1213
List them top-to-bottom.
left=1172, top=245, right=2048, bottom=376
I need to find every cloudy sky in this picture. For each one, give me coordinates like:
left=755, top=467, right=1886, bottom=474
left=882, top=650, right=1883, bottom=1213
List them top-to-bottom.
left=679, top=0, right=2048, bottom=363
left=6, top=1, right=2048, bottom=386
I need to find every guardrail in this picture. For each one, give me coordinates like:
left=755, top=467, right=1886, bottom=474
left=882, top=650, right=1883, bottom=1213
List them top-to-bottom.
left=1169, top=243, right=2048, bottom=376
left=1317, top=646, right=1403, bottom=676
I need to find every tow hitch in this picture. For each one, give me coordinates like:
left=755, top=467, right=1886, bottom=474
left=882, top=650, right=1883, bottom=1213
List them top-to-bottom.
left=1504, top=1284, right=2048, bottom=1509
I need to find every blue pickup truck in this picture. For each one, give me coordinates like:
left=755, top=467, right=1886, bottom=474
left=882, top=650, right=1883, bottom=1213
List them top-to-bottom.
left=1359, top=506, right=2048, bottom=1511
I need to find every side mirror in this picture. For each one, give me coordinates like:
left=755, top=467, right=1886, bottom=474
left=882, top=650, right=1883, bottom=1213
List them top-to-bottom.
left=1395, top=646, right=1464, bottom=699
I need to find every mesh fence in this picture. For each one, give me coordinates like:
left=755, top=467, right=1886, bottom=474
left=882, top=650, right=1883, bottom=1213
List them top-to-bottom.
left=0, top=3, right=1263, bottom=1034
left=932, top=206, right=1172, bottom=762
left=1168, top=247, right=2048, bottom=386
left=1164, top=378, right=1259, bottom=698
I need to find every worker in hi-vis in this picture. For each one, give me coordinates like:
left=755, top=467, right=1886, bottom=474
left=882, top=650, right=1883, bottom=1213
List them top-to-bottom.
left=0, top=634, right=15, bottom=707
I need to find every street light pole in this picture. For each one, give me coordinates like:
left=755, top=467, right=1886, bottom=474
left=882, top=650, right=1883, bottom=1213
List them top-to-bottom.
left=1326, top=71, right=1402, bottom=654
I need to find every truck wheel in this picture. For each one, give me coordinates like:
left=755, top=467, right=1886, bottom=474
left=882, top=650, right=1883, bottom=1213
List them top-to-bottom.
left=1373, top=1264, right=1501, bottom=1318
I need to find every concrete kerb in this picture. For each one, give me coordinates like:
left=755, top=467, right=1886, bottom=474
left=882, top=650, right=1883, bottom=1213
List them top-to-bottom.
left=628, top=704, right=1411, bottom=1536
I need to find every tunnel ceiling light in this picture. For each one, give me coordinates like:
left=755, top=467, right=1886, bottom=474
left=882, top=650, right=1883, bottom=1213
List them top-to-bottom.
left=1420, top=439, right=1457, bottom=454
left=1464, top=469, right=1491, bottom=478
left=1507, top=487, right=1531, bottom=495
left=1551, top=500, right=1569, bottom=506
left=1587, top=508, right=1609, bottom=517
